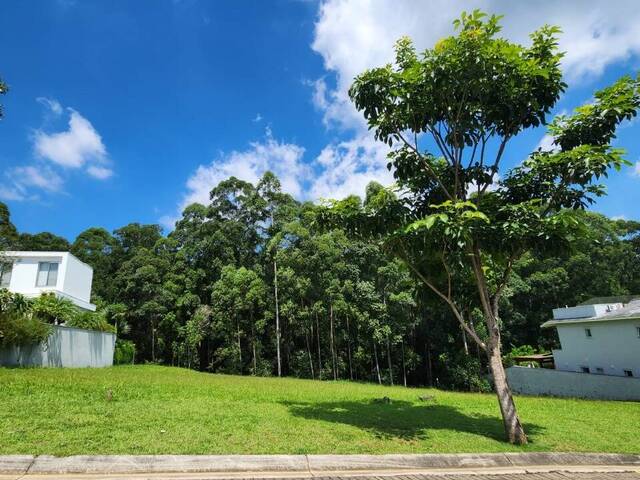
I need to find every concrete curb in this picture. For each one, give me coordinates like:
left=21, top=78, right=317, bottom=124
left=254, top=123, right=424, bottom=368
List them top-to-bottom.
left=0, top=453, right=639, bottom=475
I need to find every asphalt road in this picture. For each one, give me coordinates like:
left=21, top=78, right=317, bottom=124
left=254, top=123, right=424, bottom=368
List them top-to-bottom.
left=6, top=471, right=640, bottom=480
left=292, top=474, right=640, bottom=480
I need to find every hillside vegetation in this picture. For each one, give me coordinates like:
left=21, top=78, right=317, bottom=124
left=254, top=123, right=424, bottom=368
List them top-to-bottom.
left=0, top=365, right=638, bottom=455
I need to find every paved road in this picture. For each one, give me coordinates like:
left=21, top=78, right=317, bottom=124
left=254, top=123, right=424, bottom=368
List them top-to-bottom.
left=9, top=472, right=640, bottom=480
left=290, top=474, right=640, bottom=480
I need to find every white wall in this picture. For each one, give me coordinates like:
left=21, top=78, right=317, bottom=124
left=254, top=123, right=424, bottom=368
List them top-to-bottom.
left=1, top=251, right=95, bottom=310
left=4, top=253, right=64, bottom=296
left=62, top=254, right=93, bottom=304
left=553, top=319, right=640, bottom=377
left=0, top=325, right=116, bottom=368
left=507, top=366, right=640, bottom=401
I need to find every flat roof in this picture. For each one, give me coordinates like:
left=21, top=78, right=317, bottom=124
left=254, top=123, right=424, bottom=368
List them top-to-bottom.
left=0, top=251, right=93, bottom=270
left=579, top=295, right=640, bottom=305
left=542, top=300, right=640, bottom=328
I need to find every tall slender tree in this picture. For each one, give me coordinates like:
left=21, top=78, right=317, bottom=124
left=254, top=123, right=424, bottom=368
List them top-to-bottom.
left=322, top=11, right=640, bottom=443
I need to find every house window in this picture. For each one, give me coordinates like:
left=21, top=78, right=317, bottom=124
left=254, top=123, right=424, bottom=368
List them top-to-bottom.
left=0, top=262, right=12, bottom=288
left=36, top=262, right=59, bottom=287
left=637, top=326, right=640, bottom=338
left=584, top=328, right=592, bottom=338
left=581, top=366, right=590, bottom=373
left=595, top=367, right=604, bottom=374
left=624, top=370, right=634, bottom=378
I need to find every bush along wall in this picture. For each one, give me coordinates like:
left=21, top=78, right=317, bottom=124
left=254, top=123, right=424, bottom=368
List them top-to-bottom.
left=0, top=289, right=117, bottom=347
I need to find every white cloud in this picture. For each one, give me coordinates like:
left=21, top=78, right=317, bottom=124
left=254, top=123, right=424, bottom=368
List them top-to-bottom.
left=305, top=0, right=640, bottom=209
left=311, top=0, right=640, bottom=131
left=166, top=2, right=640, bottom=229
left=36, top=97, right=63, bottom=116
left=0, top=100, right=114, bottom=202
left=34, top=109, right=107, bottom=168
left=253, top=113, right=263, bottom=123
left=163, top=130, right=397, bottom=229
left=163, top=131, right=308, bottom=228
left=310, top=134, right=393, bottom=200
left=536, top=134, right=557, bottom=152
left=633, top=161, right=640, bottom=177
left=0, top=165, right=65, bottom=202
left=86, top=165, right=114, bottom=180
left=12, top=166, right=64, bottom=192
left=0, top=185, right=26, bottom=202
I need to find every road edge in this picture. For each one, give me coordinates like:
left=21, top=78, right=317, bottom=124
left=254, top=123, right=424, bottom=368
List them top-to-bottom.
left=0, top=453, right=639, bottom=475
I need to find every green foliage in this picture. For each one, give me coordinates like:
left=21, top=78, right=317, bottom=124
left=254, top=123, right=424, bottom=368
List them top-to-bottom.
left=0, top=202, right=18, bottom=249
left=15, top=232, right=70, bottom=251
left=0, top=289, right=51, bottom=347
left=31, top=294, right=77, bottom=324
left=67, top=310, right=116, bottom=333
left=0, top=311, right=51, bottom=347
left=113, top=339, right=136, bottom=364
left=503, top=345, right=539, bottom=368
left=438, top=352, right=491, bottom=393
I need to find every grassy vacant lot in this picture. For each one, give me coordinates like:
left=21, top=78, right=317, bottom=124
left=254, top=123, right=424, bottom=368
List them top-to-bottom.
left=0, top=365, right=638, bottom=455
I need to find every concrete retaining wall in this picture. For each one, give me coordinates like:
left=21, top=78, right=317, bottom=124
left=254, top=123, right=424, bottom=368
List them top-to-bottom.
left=0, top=325, right=115, bottom=368
left=507, top=365, right=640, bottom=401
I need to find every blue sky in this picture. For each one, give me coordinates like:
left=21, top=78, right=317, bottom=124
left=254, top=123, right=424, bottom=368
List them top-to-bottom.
left=1, top=0, right=640, bottom=241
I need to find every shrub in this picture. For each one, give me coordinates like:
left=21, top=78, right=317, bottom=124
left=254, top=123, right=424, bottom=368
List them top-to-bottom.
left=0, top=288, right=32, bottom=314
left=0, top=289, right=117, bottom=348
left=32, top=294, right=76, bottom=324
left=67, top=310, right=116, bottom=333
left=0, top=311, right=51, bottom=347
left=114, top=339, right=136, bottom=364
left=504, top=344, right=539, bottom=368
left=438, top=352, right=491, bottom=393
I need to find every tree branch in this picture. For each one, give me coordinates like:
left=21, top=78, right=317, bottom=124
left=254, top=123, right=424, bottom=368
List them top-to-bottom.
left=397, top=132, right=453, bottom=200
left=399, top=243, right=487, bottom=351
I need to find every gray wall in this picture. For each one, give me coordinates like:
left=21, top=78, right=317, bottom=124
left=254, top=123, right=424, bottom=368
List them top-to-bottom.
left=553, top=319, right=640, bottom=377
left=0, top=325, right=115, bottom=368
left=507, top=366, right=640, bottom=401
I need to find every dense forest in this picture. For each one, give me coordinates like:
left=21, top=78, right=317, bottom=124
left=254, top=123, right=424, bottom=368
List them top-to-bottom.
left=2, top=15, right=640, bottom=430
left=2, top=175, right=639, bottom=391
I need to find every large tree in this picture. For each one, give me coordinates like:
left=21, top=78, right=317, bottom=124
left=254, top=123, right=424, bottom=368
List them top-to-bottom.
left=322, top=11, right=640, bottom=443
left=0, top=202, right=18, bottom=249
left=16, top=232, right=70, bottom=251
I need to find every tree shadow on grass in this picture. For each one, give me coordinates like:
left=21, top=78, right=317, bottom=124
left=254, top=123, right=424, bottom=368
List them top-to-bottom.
left=281, top=399, right=543, bottom=444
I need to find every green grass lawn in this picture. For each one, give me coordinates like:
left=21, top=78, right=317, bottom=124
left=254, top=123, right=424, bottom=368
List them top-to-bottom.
left=0, top=365, right=638, bottom=455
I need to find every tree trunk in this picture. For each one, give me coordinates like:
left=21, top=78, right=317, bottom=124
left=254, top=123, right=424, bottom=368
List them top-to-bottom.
left=471, top=247, right=527, bottom=444
left=274, top=259, right=282, bottom=377
left=329, top=303, right=337, bottom=380
left=315, top=311, right=322, bottom=380
left=346, top=315, right=353, bottom=380
left=236, top=317, right=242, bottom=374
left=470, top=317, right=482, bottom=363
left=151, top=320, right=156, bottom=363
left=251, top=320, right=257, bottom=375
left=461, top=323, right=469, bottom=355
left=305, top=329, right=315, bottom=379
left=386, top=334, right=394, bottom=385
left=401, top=339, right=407, bottom=387
left=373, top=340, right=382, bottom=384
left=426, top=341, right=433, bottom=387
left=487, top=341, right=527, bottom=444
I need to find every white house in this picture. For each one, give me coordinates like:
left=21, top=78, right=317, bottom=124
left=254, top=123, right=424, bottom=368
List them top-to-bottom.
left=0, top=251, right=96, bottom=311
left=541, top=299, right=640, bottom=378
